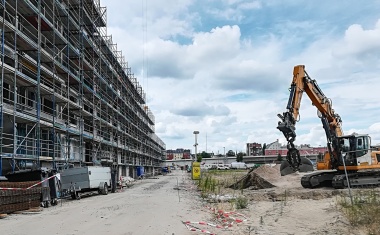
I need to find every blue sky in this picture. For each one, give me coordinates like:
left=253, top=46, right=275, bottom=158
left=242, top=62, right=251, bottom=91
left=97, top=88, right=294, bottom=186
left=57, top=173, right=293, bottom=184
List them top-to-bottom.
left=101, top=0, right=380, bottom=153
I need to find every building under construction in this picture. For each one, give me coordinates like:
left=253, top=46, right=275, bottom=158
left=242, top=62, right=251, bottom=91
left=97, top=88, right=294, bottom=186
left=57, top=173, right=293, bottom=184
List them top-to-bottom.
left=0, top=0, right=165, bottom=178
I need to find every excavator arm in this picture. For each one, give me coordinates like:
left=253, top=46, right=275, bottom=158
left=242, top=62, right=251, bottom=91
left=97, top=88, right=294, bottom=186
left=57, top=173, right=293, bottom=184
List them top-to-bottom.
left=277, top=65, right=343, bottom=174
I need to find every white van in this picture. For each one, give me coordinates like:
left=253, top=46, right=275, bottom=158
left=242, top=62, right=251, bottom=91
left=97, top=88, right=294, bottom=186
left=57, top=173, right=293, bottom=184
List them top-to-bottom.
left=230, top=162, right=247, bottom=169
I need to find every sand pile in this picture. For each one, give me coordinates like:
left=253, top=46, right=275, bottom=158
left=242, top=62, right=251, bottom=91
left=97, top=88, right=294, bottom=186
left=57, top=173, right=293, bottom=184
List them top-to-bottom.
left=229, top=164, right=305, bottom=190
left=253, top=164, right=281, bottom=183
left=229, top=165, right=282, bottom=190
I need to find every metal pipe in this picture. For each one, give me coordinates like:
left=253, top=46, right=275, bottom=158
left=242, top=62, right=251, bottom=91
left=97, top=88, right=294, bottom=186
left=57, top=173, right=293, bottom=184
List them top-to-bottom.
left=286, top=83, right=296, bottom=110
left=341, top=153, right=353, bottom=206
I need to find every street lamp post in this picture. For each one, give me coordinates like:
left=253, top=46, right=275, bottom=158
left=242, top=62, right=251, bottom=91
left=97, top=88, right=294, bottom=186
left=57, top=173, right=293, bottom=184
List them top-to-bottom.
left=193, top=131, right=199, bottom=161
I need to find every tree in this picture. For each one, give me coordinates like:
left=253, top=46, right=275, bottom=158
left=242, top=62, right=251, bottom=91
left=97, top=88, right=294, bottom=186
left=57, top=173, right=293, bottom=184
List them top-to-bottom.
left=262, top=143, right=267, bottom=155
left=227, top=150, right=235, bottom=157
left=201, top=151, right=211, bottom=158
left=236, top=152, right=245, bottom=162
left=276, top=153, right=283, bottom=161
left=197, top=154, right=202, bottom=162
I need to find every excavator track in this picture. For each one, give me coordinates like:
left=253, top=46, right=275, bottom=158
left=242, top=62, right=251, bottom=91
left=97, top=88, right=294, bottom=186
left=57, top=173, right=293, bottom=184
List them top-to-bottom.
left=301, top=170, right=380, bottom=189
left=301, top=171, right=336, bottom=188
left=332, top=171, right=380, bottom=189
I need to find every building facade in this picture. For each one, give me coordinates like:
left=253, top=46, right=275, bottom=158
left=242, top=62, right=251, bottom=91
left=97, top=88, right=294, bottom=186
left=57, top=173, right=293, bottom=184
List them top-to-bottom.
left=0, top=0, right=165, bottom=178
left=264, top=140, right=327, bottom=156
left=246, top=142, right=262, bottom=156
left=165, top=149, right=191, bottom=160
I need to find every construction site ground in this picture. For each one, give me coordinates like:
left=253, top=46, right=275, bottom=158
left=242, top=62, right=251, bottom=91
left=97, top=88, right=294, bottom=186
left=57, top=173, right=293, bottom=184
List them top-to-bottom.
left=0, top=167, right=370, bottom=235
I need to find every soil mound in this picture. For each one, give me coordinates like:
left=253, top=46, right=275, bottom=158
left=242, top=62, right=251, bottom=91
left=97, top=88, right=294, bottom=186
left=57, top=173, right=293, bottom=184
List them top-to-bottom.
left=229, top=164, right=281, bottom=190
left=253, top=164, right=281, bottom=183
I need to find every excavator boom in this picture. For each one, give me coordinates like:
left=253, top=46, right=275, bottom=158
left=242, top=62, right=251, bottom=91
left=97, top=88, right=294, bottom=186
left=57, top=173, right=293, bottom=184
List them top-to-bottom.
left=277, top=65, right=343, bottom=175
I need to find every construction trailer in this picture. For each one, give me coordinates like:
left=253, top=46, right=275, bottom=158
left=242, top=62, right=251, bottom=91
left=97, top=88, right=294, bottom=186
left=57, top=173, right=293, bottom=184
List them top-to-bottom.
left=0, top=0, right=166, bottom=178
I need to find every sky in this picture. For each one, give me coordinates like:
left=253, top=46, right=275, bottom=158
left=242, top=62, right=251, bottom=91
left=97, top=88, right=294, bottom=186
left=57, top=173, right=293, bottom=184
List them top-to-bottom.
left=100, top=0, right=380, bottom=154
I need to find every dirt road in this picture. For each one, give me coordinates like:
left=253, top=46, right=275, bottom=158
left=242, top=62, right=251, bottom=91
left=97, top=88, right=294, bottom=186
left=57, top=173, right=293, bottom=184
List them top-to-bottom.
left=1, top=167, right=368, bottom=235
left=0, top=170, right=207, bottom=235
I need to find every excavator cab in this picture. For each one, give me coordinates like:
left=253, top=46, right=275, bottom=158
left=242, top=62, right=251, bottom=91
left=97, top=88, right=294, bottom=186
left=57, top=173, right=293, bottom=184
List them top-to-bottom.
left=335, top=134, right=370, bottom=167
left=339, top=138, right=349, bottom=152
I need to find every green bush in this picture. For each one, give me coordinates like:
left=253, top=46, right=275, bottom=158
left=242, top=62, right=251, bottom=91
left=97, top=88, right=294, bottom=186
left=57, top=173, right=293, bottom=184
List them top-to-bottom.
left=235, top=196, right=248, bottom=209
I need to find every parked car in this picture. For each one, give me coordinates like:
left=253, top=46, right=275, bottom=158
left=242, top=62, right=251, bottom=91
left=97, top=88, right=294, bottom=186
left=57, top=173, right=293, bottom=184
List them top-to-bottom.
left=201, top=164, right=217, bottom=170
left=217, top=164, right=229, bottom=170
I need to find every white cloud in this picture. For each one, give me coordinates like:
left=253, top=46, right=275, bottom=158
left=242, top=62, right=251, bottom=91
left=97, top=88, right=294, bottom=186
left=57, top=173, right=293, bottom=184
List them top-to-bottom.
left=100, top=0, right=380, bottom=152
left=205, top=0, right=261, bottom=22
left=238, top=1, right=261, bottom=10
left=334, top=19, right=380, bottom=57
left=171, top=100, right=230, bottom=117
left=343, top=123, right=380, bottom=147
left=368, top=123, right=380, bottom=145
left=295, top=127, right=328, bottom=147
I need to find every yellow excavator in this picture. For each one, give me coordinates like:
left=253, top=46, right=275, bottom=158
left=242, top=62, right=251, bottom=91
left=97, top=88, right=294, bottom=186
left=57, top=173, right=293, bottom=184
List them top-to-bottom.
left=277, top=65, right=380, bottom=188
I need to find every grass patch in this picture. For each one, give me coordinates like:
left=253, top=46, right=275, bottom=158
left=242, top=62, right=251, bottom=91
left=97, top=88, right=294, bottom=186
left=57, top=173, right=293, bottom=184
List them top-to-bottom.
left=197, top=170, right=248, bottom=202
left=199, top=175, right=218, bottom=194
left=338, top=190, right=380, bottom=235
left=234, top=196, right=248, bottom=209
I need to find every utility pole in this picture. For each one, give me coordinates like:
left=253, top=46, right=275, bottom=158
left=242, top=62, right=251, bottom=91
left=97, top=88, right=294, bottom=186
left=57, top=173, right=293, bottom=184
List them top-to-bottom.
left=193, top=131, right=199, bottom=161
left=206, top=133, right=207, bottom=154
left=224, top=147, right=226, bottom=164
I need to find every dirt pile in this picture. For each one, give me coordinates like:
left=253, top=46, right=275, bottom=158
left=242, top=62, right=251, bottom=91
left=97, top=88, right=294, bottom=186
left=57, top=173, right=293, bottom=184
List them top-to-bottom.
left=253, top=164, right=281, bottom=183
left=229, top=165, right=282, bottom=190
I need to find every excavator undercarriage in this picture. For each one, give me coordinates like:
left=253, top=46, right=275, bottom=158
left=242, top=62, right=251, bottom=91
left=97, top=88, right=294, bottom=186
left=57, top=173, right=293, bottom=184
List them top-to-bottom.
left=300, top=170, right=380, bottom=189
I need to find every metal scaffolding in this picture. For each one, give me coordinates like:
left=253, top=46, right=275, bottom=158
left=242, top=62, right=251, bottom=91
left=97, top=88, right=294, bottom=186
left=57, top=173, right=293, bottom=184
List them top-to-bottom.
left=0, top=0, right=165, bottom=178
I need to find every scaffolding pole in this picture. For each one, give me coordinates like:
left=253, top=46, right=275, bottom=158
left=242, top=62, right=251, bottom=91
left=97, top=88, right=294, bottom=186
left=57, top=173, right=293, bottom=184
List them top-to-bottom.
left=0, top=0, right=5, bottom=176
left=36, top=0, right=42, bottom=167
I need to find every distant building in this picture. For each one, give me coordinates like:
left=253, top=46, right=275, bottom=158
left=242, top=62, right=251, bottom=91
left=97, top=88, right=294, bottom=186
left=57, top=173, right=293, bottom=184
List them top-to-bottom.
left=265, top=139, right=327, bottom=156
left=265, top=139, right=285, bottom=155
left=246, top=142, right=262, bottom=156
left=166, top=148, right=191, bottom=160
left=183, top=149, right=191, bottom=159
left=166, top=150, right=174, bottom=160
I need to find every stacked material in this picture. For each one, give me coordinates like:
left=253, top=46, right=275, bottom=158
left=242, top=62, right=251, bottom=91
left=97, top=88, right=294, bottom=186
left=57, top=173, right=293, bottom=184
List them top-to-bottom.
left=119, top=176, right=135, bottom=188
left=0, top=181, right=42, bottom=214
